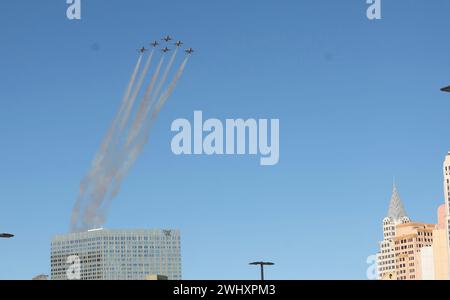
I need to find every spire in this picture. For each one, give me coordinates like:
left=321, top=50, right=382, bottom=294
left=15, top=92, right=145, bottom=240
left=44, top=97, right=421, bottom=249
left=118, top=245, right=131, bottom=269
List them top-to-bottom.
left=387, top=183, right=407, bottom=223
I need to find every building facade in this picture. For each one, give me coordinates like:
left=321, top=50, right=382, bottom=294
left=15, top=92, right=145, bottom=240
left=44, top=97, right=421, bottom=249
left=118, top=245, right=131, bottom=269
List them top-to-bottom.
left=376, top=152, right=450, bottom=280
left=443, top=153, right=450, bottom=247
left=377, top=184, right=410, bottom=279
left=432, top=204, right=449, bottom=279
left=393, top=222, right=435, bottom=280
left=51, top=229, right=181, bottom=280
left=420, top=246, right=435, bottom=280
left=32, top=274, right=49, bottom=280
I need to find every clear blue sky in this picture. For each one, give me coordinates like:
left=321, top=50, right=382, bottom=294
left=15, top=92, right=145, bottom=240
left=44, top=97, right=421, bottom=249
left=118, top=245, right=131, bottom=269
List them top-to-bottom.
left=1, top=0, right=450, bottom=279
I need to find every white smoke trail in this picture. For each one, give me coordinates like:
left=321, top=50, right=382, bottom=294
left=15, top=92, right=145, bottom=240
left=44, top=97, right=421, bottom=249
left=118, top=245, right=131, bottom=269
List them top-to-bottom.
left=71, top=48, right=190, bottom=232
left=151, top=48, right=179, bottom=108
left=125, top=49, right=178, bottom=148
left=119, top=51, right=154, bottom=132
left=74, top=53, right=165, bottom=231
left=95, top=53, right=174, bottom=220
left=70, top=54, right=143, bottom=232
left=96, top=54, right=143, bottom=165
left=99, top=55, right=189, bottom=222
left=125, top=55, right=165, bottom=147
left=117, top=56, right=189, bottom=190
left=152, top=57, right=189, bottom=119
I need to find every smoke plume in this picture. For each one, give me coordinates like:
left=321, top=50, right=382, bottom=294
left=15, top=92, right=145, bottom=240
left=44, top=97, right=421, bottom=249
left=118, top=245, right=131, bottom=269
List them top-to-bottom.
left=70, top=44, right=190, bottom=232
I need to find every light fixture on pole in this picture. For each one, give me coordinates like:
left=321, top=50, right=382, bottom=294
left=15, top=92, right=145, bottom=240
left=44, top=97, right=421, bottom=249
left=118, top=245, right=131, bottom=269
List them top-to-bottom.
left=0, top=233, right=14, bottom=238
left=249, top=261, right=274, bottom=280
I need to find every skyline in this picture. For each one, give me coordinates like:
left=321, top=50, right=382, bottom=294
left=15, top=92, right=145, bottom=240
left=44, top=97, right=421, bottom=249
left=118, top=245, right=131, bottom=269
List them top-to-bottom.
left=1, top=1, right=450, bottom=280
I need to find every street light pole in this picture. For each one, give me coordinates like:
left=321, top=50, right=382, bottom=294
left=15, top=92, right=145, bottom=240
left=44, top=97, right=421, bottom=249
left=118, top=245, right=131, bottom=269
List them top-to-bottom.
left=440, top=86, right=450, bottom=93
left=0, top=233, right=14, bottom=238
left=249, top=261, right=274, bottom=281
left=260, top=264, right=264, bottom=281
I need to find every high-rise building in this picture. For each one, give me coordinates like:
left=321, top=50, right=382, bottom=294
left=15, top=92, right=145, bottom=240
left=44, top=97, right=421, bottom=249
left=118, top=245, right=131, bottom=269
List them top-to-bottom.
left=376, top=153, right=450, bottom=280
left=443, top=153, right=450, bottom=246
left=377, top=184, right=410, bottom=280
left=431, top=204, right=449, bottom=279
left=393, top=222, right=435, bottom=280
left=51, top=228, right=181, bottom=280
left=420, top=246, right=435, bottom=280
left=32, top=274, right=49, bottom=280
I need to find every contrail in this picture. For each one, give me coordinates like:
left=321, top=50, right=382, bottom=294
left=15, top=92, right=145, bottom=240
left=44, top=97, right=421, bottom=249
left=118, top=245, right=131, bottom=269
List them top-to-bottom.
left=70, top=45, right=191, bottom=232
left=151, top=48, right=179, bottom=108
left=121, top=49, right=181, bottom=175
left=126, top=49, right=179, bottom=147
left=83, top=51, right=159, bottom=229
left=119, top=51, right=154, bottom=132
left=73, top=53, right=163, bottom=231
left=90, top=53, right=144, bottom=177
left=96, top=53, right=175, bottom=219
left=70, top=54, right=143, bottom=232
left=97, top=54, right=143, bottom=163
left=100, top=54, right=188, bottom=221
left=117, top=55, right=144, bottom=126
left=125, top=55, right=165, bottom=147
left=117, top=56, right=190, bottom=192
left=152, top=57, right=189, bottom=119
left=84, top=165, right=119, bottom=229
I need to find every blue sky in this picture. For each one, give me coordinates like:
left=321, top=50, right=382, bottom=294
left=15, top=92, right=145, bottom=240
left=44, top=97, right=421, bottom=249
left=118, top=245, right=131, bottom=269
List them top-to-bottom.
left=1, top=0, right=450, bottom=279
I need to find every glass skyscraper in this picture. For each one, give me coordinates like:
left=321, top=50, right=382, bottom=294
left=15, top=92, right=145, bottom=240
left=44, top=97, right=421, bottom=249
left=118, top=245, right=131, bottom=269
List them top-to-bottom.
left=51, top=228, right=181, bottom=280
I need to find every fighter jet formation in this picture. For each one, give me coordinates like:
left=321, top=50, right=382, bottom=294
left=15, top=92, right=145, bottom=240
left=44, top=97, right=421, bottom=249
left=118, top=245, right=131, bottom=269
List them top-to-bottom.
left=70, top=36, right=193, bottom=232
left=141, top=37, right=194, bottom=56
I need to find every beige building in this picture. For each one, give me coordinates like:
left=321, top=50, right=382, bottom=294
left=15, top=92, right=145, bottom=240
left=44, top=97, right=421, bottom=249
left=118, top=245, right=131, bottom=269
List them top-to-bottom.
left=376, top=152, right=450, bottom=280
left=443, top=153, right=450, bottom=248
left=377, top=184, right=410, bottom=279
left=431, top=204, right=449, bottom=279
left=393, top=222, right=435, bottom=280
left=420, top=246, right=435, bottom=279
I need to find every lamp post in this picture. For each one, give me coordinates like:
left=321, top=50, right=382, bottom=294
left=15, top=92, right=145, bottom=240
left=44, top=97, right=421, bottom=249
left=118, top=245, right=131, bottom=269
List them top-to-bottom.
left=440, top=86, right=450, bottom=93
left=0, top=233, right=14, bottom=238
left=249, top=261, right=274, bottom=281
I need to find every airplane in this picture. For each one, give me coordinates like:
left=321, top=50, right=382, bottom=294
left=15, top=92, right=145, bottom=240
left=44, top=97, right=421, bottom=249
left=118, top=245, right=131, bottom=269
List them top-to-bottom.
left=162, top=35, right=172, bottom=42
left=150, top=40, right=159, bottom=48
left=174, top=40, right=183, bottom=47
left=137, top=47, right=148, bottom=54
left=161, top=47, right=171, bottom=53
left=185, top=48, right=194, bottom=54
left=0, top=233, right=14, bottom=238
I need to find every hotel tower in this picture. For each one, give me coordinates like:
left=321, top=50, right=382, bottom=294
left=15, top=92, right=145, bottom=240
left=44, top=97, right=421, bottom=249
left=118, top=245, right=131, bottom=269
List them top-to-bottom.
left=443, top=152, right=450, bottom=247
left=377, top=184, right=410, bottom=279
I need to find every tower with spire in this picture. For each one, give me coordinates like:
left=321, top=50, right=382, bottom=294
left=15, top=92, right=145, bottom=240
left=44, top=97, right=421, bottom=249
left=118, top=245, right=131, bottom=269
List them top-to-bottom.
left=376, top=183, right=410, bottom=280
left=387, top=183, right=409, bottom=225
